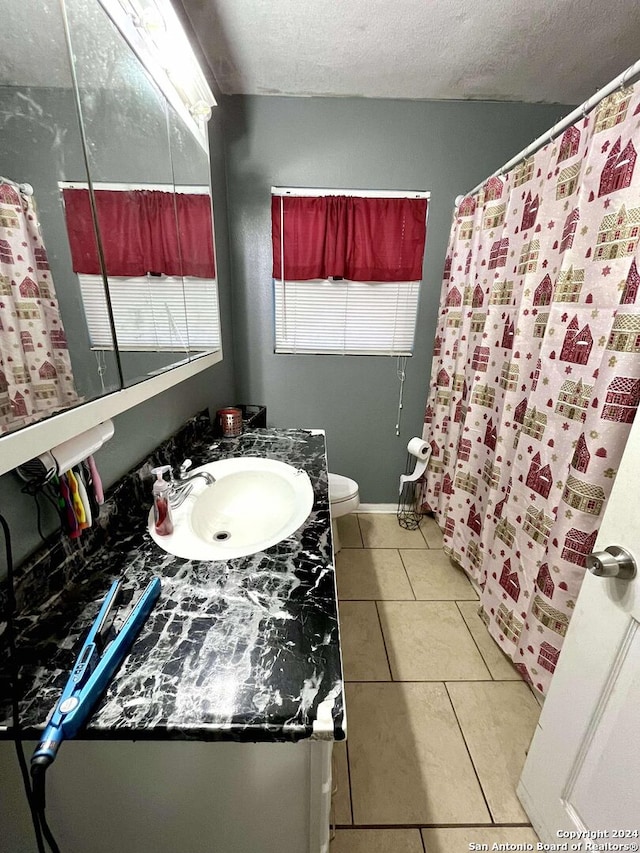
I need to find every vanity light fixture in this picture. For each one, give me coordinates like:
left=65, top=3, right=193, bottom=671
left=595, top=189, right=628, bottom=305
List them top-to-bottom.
left=98, top=0, right=216, bottom=151
left=189, top=99, right=213, bottom=122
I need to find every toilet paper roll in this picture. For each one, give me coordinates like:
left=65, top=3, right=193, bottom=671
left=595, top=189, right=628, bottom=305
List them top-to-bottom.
left=51, top=420, right=115, bottom=475
left=399, top=437, right=432, bottom=495
left=407, top=437, right=430, bottom=459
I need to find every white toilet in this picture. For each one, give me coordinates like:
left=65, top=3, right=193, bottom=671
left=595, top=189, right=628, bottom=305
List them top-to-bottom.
left=328, top=473, right=360, bottom=554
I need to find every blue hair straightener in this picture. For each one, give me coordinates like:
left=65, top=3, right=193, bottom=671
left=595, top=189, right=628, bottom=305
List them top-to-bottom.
left=31, top=576, right=161, bottom=771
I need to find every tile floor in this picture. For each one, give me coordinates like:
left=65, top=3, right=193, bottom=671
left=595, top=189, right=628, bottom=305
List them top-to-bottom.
left=331, top=513, right=541, bottom=853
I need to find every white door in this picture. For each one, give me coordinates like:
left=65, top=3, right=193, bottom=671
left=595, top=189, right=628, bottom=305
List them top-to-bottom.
left=518, top=412, right=640, bottom=842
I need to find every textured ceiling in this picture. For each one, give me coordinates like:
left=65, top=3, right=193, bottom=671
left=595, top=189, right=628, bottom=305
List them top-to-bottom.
left=181, top=0, right=640, bottom=104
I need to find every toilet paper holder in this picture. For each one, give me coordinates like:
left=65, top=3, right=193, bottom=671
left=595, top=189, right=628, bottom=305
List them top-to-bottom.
left=397, top=437, right=431, bottom=530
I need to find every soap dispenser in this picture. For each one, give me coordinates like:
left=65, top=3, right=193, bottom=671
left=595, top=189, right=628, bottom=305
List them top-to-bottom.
left=151, top=465, right=174, bottom=536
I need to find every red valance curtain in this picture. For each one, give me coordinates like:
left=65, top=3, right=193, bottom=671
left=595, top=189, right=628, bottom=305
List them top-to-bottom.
left=62, top=188, right=215, bottom=278
left=271, top=195, right=427, bottom=281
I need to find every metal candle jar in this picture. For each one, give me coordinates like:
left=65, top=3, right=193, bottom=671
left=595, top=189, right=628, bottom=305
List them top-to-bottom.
left=217, top=407, right=243, bottom=437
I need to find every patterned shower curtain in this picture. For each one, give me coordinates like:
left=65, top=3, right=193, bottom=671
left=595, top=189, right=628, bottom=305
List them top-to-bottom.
left=420, top=84, right=640, bottom=695
left=0, top=181, right=78, bottom=432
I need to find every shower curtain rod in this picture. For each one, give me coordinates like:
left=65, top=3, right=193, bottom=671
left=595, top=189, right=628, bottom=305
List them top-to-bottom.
left=459, top=57, right=640, bottom=203
left=0, top=175, right=20, bottom=188
left=0, top=176, right=33, bottom=195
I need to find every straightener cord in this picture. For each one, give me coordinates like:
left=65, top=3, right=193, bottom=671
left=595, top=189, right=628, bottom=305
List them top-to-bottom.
left=0, top=513, right=46, bottom=853
left=31, top=765, right=61, bottom=853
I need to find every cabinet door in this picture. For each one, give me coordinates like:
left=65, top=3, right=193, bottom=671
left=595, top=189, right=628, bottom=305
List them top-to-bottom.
left=0, top=739, right=333, bottom=853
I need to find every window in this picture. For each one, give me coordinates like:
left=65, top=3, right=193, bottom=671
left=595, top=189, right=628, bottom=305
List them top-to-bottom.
left=61, top=183, right=221, bottom=354
left=271, top=188, right=428, bottom=355
left=78, top=274, right=220, bottom=352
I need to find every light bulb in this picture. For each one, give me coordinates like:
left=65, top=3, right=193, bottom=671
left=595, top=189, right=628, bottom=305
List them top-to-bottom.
left=140, top=5, right=165, bottom=35
left=190, top=100, right=212, bottom=122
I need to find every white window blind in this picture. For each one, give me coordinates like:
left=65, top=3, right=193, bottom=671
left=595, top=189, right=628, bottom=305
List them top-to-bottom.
left=272, top=187, right=428, bottom=356
left=78, top=274, right=221, bottom=352
left=274, top=279, right=420, bottom=355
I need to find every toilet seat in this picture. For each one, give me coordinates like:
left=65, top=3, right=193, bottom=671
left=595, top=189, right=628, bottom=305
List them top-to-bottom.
left=328, top=473, right=359, bottom=518
left=328, top=473, right=360, bottom=555
left=329, top=473, right=358, bottom=503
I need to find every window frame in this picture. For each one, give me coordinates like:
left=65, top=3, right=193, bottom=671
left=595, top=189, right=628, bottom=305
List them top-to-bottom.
left=271, top=187, right=430, bottom=358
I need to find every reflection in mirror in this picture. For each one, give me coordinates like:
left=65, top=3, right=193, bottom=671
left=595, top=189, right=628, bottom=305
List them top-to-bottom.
left=0, top=0, right=120, bottom=436
left=63, top=0, right=220, bottom=388
left=63, top=0, right=189, bottom=387
left=166, top=103, right=221, bottom=365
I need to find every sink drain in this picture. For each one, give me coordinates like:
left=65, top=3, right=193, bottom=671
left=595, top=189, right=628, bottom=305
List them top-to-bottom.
left=213, top=530, right=231, bottom=542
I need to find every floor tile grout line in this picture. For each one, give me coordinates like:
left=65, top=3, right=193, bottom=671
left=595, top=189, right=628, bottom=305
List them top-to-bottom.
left=355, top=513, right=364, bottom=548
left=356, top=513, right=431, bottom=552
left=414, top=513, right=429, bottom=548
left=420, top=514, right=445, bottom=550
left=418, top=519, right=431, bottom=549
left=340, top=546, right=426, bottom=553
left=359, top=546, right=431, bottom=551
left=397, top=549, right=417, bottom=600
left=339, top=597, right=482, bottom=602
left=370, top=598, right=492, bottom=682
left=451, top=599, right=493, bottom=681
left=338, top=600, right=392, bottom=683
left=374, top=600, right=395, bottom=682
left=454, top=600, right=496, bottom=682
left=343, top=678, right=494, bottom=683
left=443, top=681, right=497, bottom=825
left=344, top=735, right=354, bottom=825
left=335, top=822, right=534, bottom=829
left=419, top=825, right=428, bottom=853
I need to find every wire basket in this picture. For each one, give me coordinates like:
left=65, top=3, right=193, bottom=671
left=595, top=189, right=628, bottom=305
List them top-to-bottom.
left=235, top=404, right=267, bottom=429
left=397, top=451, right=427, bottom=530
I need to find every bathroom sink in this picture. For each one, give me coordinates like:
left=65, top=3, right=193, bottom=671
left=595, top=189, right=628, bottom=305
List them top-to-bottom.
left=148, top=457, right=314, bottom=560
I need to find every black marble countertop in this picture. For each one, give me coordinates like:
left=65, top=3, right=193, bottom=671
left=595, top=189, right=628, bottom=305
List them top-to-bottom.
left=0, top=424, right=345, bottom=743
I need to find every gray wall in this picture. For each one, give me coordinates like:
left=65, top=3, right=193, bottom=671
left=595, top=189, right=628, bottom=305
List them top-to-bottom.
left=223, top=95, right=568, bottom=502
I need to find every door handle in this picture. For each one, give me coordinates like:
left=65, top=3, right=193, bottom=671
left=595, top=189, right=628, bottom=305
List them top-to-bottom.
left=586, top=546, right=637, bottom=580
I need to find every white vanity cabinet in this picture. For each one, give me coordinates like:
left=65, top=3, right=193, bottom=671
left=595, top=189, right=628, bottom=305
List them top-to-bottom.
left=0, top=738, right=333, bottom=853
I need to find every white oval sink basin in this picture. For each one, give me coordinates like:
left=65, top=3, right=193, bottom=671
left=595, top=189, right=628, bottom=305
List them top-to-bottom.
left=148, top=457, right=314, bottom=561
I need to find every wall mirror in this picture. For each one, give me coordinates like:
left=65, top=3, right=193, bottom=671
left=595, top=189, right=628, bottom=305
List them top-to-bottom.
left=0, top=0, right=220, bottom=443
left=0, top=0, right=121, bottom=434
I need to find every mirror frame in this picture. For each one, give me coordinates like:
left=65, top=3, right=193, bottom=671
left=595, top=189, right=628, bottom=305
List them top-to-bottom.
left=0, top=350, right=222, bottom=476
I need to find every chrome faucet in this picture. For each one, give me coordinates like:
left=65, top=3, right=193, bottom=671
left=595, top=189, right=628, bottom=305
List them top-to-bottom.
left=168, top=459, right=215, bottom=507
